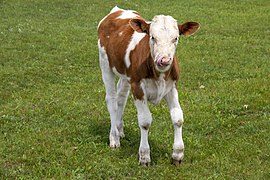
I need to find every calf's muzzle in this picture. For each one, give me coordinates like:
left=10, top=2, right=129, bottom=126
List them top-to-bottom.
left=156, top=56, right=172, bottom=67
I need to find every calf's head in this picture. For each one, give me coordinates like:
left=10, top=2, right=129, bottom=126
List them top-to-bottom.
left=130, top=15, right=200, bottom=73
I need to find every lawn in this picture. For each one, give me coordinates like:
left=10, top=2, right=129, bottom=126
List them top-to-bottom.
left=0, top=0, right=269, bottom=179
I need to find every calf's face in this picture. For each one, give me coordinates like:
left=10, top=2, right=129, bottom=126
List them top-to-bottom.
left=149, top=15, right=179, bottom=72
left=130, top=16, right=200, bottom=73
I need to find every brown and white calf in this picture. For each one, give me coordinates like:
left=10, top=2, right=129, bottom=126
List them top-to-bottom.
left=97, top=6, right=200, bottom=166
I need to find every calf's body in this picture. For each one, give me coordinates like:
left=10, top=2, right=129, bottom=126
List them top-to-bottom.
left=97, top=6, right=199, bottom=165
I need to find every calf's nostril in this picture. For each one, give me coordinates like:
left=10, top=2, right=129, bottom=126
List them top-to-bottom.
left=161, top=57, right=165, bottom=63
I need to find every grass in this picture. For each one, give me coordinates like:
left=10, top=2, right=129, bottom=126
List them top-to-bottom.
left=0, top=0, right=269, bottom=179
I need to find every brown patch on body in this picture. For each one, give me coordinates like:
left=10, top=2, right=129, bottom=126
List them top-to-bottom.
left=98, top=10, right=137, bottom=74
left=131, top=81, right=144, bottom=100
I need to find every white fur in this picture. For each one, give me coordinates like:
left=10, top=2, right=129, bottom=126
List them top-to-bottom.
left=110, top=6, right=121, bottom=13
left=117, top=10, right=139, bottom=19
left=149, top=15, right=179, bottom=72
left=118, top=32, right=123, bottom=36
left=124, top=32, right=146, bottom=68
left=141, top=74, right=175, bottom=105
left=165, top=87, right=184, bottom=161
left=134, top=98, right=152, bottom=165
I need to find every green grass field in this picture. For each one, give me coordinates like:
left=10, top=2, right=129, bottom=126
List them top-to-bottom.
left=1, top=0, right=269, bottom=179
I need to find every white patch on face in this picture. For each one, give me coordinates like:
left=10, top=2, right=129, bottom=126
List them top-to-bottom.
left=117, top=10, right=139, bottom=19
left=149, top=15, right=179, bottom=72
left=125, top=31, right=146, bottom=68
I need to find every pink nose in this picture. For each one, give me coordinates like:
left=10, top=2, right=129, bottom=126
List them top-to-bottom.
left=157, top=56, right=172, bottom=67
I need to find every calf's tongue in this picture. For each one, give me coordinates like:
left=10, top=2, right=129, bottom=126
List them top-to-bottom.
left=156, top=56, right=163, bottom=67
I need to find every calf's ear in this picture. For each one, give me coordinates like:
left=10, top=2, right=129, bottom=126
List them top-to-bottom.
left=129, top=18, right=150, bottom=34
left=178, top=22, right=200, bottom=36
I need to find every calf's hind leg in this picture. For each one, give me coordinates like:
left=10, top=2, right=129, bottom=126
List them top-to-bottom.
left=99, top=43, right=120, bottom=148
left=116, top=78, right=130, bottom=138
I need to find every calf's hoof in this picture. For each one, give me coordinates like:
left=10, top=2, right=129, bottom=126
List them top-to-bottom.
left=109, top=134, right=120, bottom=148
left=110, top=142, right=120, bottom=148
left=139, top=148, right=150, bottom=166
left=172, top=148, right=184, bottom=166
left=139, top=157, right=151, bottom=166
left=172, top=158, right=182, bottom=166
left=139, top=161, right=150, bottom=167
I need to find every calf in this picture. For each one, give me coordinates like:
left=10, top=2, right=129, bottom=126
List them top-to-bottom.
left=97, top=6, right=200, bottom=166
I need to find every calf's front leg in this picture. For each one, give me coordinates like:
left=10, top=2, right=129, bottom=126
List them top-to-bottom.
left=165, top=86, right=184, bottom=165
left=134, top=99, right=152, bottom=166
